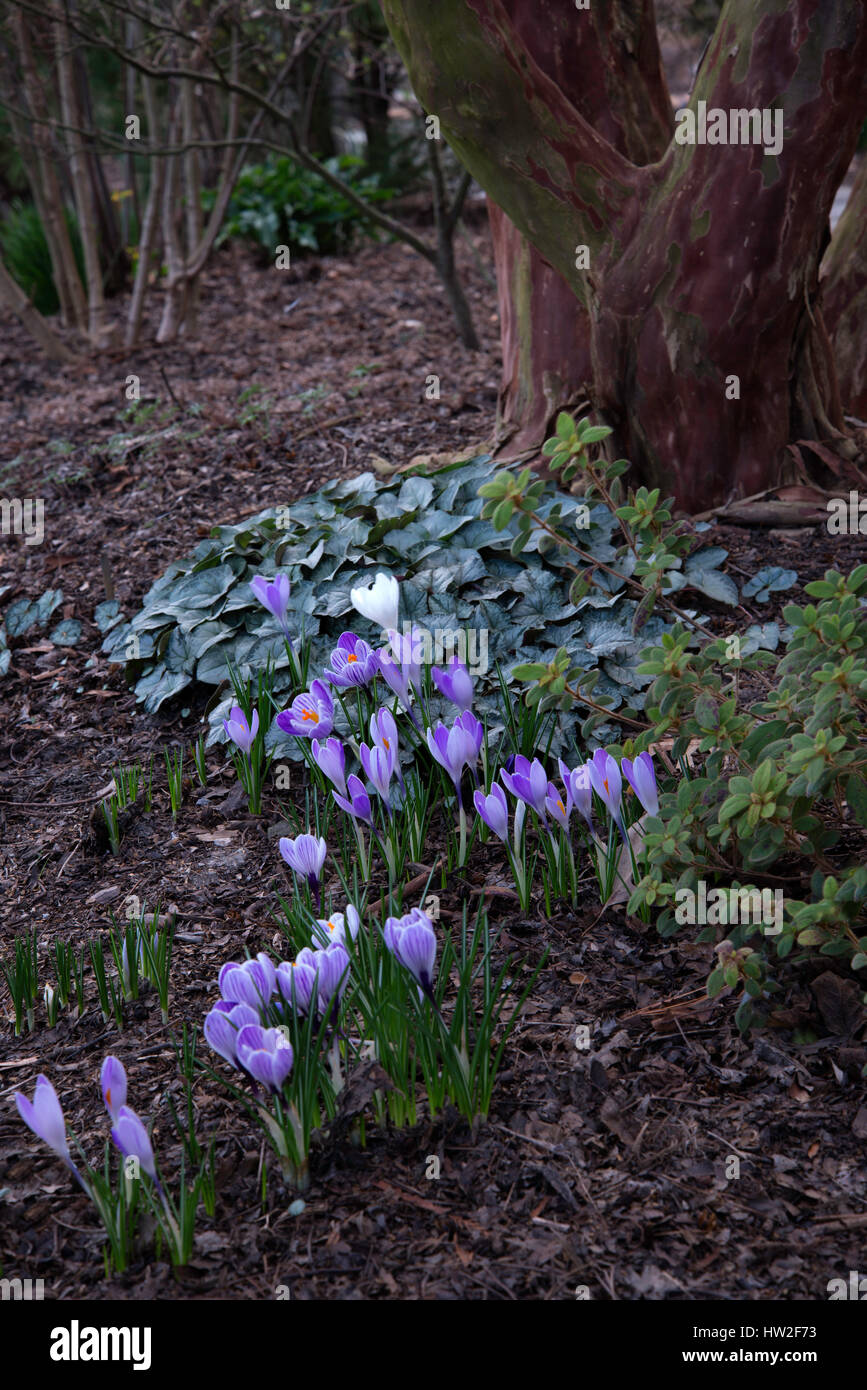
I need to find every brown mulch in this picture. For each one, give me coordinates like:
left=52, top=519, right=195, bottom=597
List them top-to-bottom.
left=1, top=223, right=866, bottom=1302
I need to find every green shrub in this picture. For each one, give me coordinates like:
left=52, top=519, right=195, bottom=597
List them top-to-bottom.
left=206, top=154, right=395, bottom=259
left=0, top=200, right=83, bottom=315
left=482, top=414, right=867, bottom=1034
left=626, top=570, right=867, bottom=1031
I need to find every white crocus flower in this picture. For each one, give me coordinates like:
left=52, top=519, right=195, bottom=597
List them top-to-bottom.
left=350, top=572, right=399, bottom=633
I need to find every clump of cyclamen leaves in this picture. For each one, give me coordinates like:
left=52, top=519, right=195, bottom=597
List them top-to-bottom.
left=103, top=452, right=682, bottom=758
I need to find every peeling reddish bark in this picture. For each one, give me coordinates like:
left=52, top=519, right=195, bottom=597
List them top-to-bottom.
left=381, top=0, right=867, bottom=510
left=489, top=0, right=673, bottom=457
left=822, top=160, right=867, bottom=416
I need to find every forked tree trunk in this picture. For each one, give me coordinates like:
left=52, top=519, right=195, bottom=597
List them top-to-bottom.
left=381, top=0, right=867, bottom=510
left=822, top=160, right=867, bottom=417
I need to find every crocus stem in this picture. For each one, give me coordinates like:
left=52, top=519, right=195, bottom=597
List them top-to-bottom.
left=458, top=804, right=467, bottom=868
left=353, top=822, right=370, bottom=880
left=65, top=1156, right=91, bottom=1196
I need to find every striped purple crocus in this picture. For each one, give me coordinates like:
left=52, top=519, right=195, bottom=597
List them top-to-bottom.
left=325, top=632, right=380, bottom=689
left=275, top=679, right=334, bottom=739
left=279, top=834, right=328, bottom=905
left=312, top=904, right=361, bottom=949
left=383, top=908, right=437, bottom=1003
left=219, top=954, right=276, bottom=1010
left=275, top=958, right=318, bottom=1017
left=204, top=1001, right=260, bottom=1066
left=235, top=1025, right=294, bottom=1094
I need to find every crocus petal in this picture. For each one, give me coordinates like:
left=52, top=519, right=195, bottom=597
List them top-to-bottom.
left=350, top=572, right=399, bottom=633
left=100, top=1056, right=128, bottom=1122
left=15, top=1075, right=69, bottom=1159
left=111, top=1106, right=157, bottom=1180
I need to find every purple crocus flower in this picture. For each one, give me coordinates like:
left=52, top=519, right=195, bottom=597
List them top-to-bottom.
left=249, top=573, right=292, bottom=639
left=378, top=626, right=424, bottom=713
left=325, top=632, right=380, bottom=689
left=432, top=656, right=474, bottom=712
left=275, top=679, right=334, bottom=739
left=222, top=704, right=259, bottom=754
left=369, top=707, right=404, bottom=788
left=426, top=714, right=480, bottom=795
left=312, top=736, right=347, bottom=797
left=359, top=739, right=396, bottom=808
left=587, top=748, right=627, bottom=838
left=622, top=752, right=659, bottom=817
left=501, top=755, right=550, bottom=820
left=558, top=759, right=594, bottom=832
left=333, top=773, right=373, bottom=826
left=544, top=781, right=571, bottom=833
left=473, top=783, right=508, bottom=842
left=279, top=834, right=328, bottom=898
left=312, top=904, right=361, bottom=949
left=383, top=908, right=437, bottom=1002
left=311, top=944, right=351, bottom=1014
left=219, top=955, right=275, bottom=1010
left=275, top=958, right=318, bottom=1017
left=204, top=1002, right=259, bottom=1066
left=235, top=1025, right=294, bottom=1093
left=100, top=1056, right=127, bottom=1123
left=15, top=1075, right=71, bottom=1163
left=111, top=1106, right=159, bottom=1185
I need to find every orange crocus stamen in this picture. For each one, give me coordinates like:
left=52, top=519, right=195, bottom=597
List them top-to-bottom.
left=348, top=653, right=358, bottom=662
left=302, top=709, right=319, bottom=723
left=106, top=1088, right=111, bottom=1107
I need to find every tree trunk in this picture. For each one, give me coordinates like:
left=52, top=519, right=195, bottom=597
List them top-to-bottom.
left=53, top=0, right=110, bottom=346
left=381, top=0, right=867, bottom=510
left=487, top=0, right=674, bottom=455
left=822, top=160, right=867, bottom=417
left=0, top=256, right=76, bottom=362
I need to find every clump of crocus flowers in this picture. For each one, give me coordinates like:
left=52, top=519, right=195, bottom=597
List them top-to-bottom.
left=14, top=1056, right=207, bottom=1270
